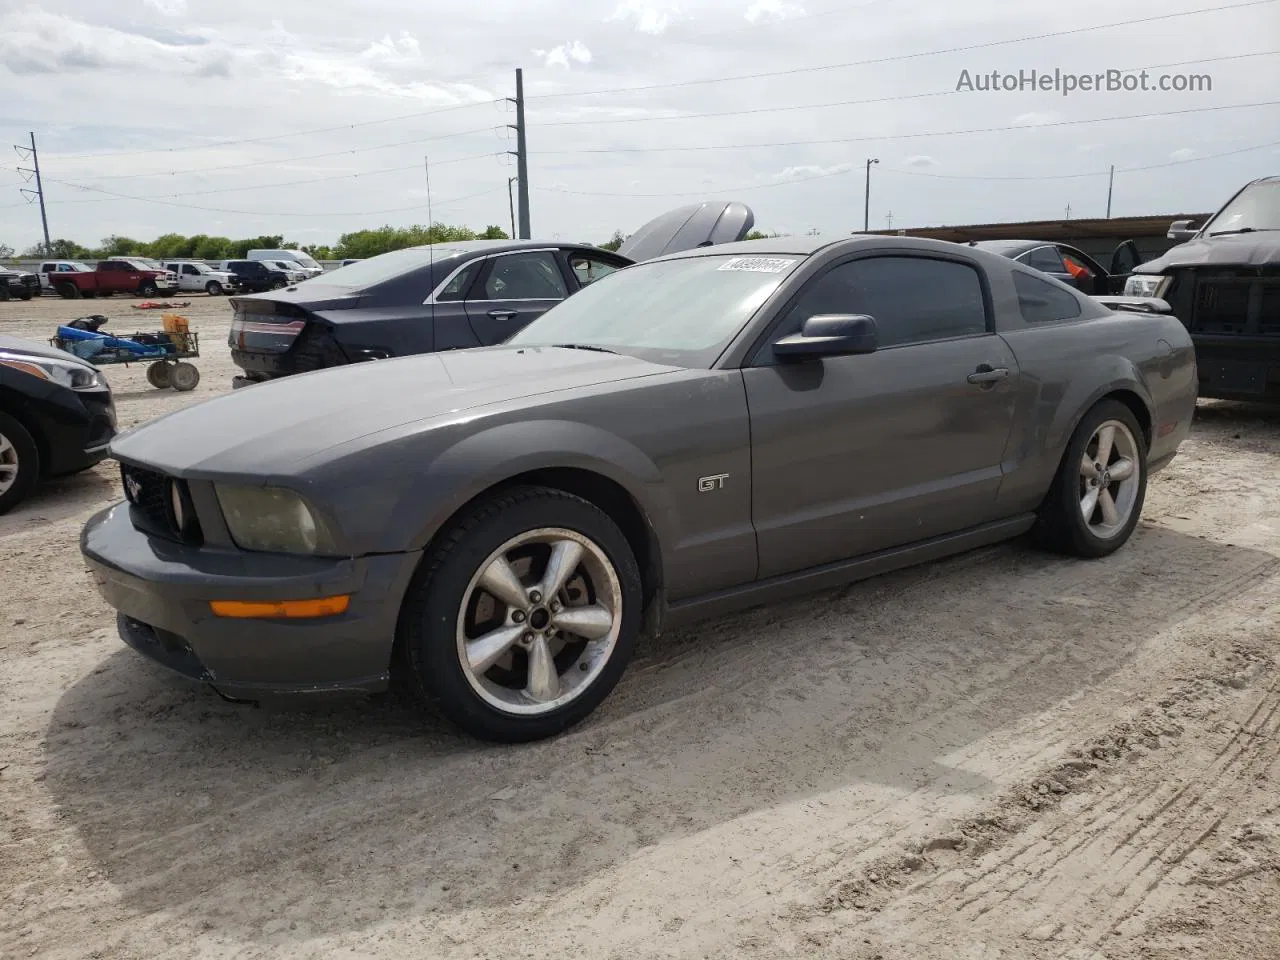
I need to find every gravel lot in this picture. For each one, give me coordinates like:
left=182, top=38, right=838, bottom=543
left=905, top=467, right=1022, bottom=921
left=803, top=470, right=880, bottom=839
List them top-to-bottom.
left=2, top=294, right=1278, bottom=960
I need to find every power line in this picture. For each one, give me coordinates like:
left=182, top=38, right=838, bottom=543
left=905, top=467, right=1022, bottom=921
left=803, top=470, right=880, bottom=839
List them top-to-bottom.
left=524, top=0, right=1276, bottom=101
left=533, top=99, right=1280, bottom=156
left=43, top=100, right=502, bottom=163
left=64, top=129, right=503, bottom=182
left=534, top=138, right=1280, bottom=199
left=881, top=139, right=1280, bottom=180
left=27, top=180, right=508, bottom=218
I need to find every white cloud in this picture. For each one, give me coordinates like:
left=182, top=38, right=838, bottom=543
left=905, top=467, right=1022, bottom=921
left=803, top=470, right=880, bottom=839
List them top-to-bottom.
left=144, top=0, right=187, bottom=14
left=745, top=0, right=805, bottom=23
left=608, top=1, right=680, bottom=35
left=359, top=31, right=422, bottom=64
left=534, top=40, right=592, bottom=70
left=1169, top=147, right=1196, bottom=160
left=903, top=155, right=937, bottom=167
left=774, top=163, right=854, bottom=180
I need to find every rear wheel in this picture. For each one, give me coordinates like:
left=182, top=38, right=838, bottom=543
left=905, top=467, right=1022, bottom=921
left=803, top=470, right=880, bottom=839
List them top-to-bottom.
left=57, top=282, right=80, bottom=299
left=146, top=362, right=172, bottom=389
left=169, top=362, right=200, bottom=392
left=1035, top=399, right=1147, bottom=558
left=0, top=413, right=40, bottom=516
left=396, top=485, right=642, bottom=743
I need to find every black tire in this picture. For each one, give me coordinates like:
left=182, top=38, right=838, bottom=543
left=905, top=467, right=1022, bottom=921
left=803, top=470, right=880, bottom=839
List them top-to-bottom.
left=271, top=277, right=288, bottom=290
left=138, top=281, right=158, bottom=297
left=205, top=281, right=223, bottom=296
left=57, top=282, right=80, bottom=299
left=0, top=286, right=9, bottom=302
left=19, top=289, right=33, bottom=300
left=146, top=362, right=172, bottom=389
left=169, top=362, right=200, bottom=392
left=1035, top=398, right=1147, bottom=558
left=0, top=412, right=40, bottom=517
left=396, top=485, right=642, bottom=743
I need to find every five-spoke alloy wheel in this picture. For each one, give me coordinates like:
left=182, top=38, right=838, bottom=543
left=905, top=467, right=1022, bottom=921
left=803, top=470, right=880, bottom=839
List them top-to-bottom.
left=1037, top=398, right=1148, bottom=558
left=396, top=485, right=642, bottom=742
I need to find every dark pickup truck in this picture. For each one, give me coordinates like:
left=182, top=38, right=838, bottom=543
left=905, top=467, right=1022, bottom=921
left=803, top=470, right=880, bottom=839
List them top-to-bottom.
left=1125, top=176, right=1280, bottom=402
left=51, top=259, right=179, bottom=300
left=0, top=265, right=40, bottom=301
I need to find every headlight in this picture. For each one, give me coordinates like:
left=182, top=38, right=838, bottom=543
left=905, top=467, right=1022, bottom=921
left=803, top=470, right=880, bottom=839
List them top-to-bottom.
left=1123, top=274, right=1169, bottom=298
left=0, top=351, right=105, bottom=391
left=214, top=484, right=338, bottom=555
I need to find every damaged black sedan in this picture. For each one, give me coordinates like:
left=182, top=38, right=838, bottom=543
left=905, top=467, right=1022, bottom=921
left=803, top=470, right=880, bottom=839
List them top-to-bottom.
left=227, top=201, right=755, bottom=387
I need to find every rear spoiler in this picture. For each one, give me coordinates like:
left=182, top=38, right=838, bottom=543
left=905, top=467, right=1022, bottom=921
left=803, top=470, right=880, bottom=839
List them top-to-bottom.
left=1095, top=296, right=1173, bottom=315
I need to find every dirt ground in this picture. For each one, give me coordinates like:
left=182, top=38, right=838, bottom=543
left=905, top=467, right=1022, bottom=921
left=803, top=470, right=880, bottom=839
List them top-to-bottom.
left=1, top=294, right=1278, bottom=960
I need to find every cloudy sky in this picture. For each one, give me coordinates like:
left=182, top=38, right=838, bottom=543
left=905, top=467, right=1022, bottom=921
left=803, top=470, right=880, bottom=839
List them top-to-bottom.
left=1, top=0, right=1278, bottom=250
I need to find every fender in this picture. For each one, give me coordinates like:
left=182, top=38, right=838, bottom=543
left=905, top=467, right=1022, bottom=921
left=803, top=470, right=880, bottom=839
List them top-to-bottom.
left=1045, top=353, right=1155, bottom=457
left=394, top=419, right=676, bottom=556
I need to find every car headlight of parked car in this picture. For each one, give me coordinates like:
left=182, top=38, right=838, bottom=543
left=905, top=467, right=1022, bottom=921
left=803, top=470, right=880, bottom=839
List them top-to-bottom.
left=1123, top=274, right=1170, bottom=298
left=0, top=351, right=105, bottom=391
left=214, top=484, right=338, bottom=555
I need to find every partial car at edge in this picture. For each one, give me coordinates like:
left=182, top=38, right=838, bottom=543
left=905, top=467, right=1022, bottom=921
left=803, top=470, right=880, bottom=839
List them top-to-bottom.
left=81, top=235, right=1196, bottom=742
left=0, top=335, right=116, bottom=514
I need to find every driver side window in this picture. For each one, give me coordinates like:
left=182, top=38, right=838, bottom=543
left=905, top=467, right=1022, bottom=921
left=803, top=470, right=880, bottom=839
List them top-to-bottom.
left=759, top=255, right=989, bottom=362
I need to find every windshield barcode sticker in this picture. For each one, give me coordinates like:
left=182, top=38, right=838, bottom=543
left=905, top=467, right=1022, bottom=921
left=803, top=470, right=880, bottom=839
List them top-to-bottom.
left=717, top=256, right=797, bottom=273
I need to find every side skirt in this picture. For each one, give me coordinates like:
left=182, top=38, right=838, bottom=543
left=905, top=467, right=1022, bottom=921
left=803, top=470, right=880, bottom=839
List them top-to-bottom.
left=662, top=513, right=1037, bottom=631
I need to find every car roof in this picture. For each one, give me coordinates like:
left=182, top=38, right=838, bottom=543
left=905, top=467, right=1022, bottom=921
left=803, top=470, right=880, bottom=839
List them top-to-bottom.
left=649, top=233, right=1012, bottom=264
left=968, top=239, right=1051, bottom=255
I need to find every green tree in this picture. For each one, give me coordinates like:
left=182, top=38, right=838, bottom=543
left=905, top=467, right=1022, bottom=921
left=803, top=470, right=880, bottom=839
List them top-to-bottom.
left=599, top=230, right=626, bottom=252
left=22, top=238, right=93, bottom=259
left=0, top=243, right=14, bottom=260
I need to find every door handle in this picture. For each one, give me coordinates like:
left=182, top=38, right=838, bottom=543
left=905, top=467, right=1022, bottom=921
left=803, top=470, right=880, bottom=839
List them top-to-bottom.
left=487, top=309, right=517, bottom=319
left=967, top=365, right=1010, bottom=385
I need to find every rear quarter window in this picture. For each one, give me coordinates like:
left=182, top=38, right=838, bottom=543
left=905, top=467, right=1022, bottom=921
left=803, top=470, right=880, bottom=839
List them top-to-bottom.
left=1013, top=270, right=1084, bottom=324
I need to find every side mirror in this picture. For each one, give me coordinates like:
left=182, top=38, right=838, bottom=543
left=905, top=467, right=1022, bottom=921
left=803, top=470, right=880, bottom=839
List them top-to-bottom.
left=1167, top=219, right=1199, bottom=243
left=773, top=314, right=878, bottom=361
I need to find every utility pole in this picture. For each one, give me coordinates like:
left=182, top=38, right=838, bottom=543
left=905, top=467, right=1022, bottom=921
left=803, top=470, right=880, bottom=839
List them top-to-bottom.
left=504, top=68, right=531, bottom=238
left=14, top=132, right=52, bottom=256
left=863, top=158, right=879, bottom=233
left=1105, top=164, right=1115, bottom=219
left=507, top=177, right=518, bottom=239
left=1064, top=203, right=1072, bottom=220
left=885, top=210, right=893, bottom=230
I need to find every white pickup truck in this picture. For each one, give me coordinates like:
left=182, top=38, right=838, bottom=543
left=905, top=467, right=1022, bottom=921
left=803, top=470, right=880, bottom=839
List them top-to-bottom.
left=161, top=261, right=241, bottom=296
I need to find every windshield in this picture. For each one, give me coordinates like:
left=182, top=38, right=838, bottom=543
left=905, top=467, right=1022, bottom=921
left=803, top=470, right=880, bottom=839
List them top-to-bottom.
left=1202, top=180, right=1280, bottom=235
left=318, top=246, right=467, bottom=288
left=507, top=253, right=803, bottom=367
left=292, top=254, right=320, bottom=269
left=123, top=258, right=159, bottom=270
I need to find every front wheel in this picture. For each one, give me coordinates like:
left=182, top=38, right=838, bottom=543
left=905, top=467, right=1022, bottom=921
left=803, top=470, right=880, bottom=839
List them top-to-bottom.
left=270, top=278, right=287, bottom=290
left=138, top=281, right=158, bottom=297
left=205, top=281, right=223, bottom=296
left=0, top=286, right=9, bottom=302
left=146, top=362, right=172, bottom=389
left=169, top=362, right=200, bottom=392
left=1035, top=399, right=1147, bottom=558
left=0, top=412, right=40, bottom=516
left=396, top=485, right=642, bottom=743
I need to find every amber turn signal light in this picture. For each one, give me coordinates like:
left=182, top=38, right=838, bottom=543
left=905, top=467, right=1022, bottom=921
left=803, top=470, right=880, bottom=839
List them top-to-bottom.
left=209, top=595, right=351, bottom=619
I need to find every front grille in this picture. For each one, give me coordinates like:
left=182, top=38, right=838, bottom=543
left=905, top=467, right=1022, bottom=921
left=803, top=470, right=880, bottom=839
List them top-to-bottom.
left=1188, top=271, right=1280, bottom=337
left=120, top=463, right=203, bottom=545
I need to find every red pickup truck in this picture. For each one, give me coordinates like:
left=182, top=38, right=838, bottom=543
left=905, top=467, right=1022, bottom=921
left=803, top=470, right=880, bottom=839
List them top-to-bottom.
left=51, top=258, right=179, bottom=299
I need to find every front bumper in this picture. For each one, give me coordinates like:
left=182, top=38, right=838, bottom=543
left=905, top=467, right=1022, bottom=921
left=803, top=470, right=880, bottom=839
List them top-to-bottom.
left=26, top=387, right=116, bottom=476
left=81, top=503, right=421, bottom=696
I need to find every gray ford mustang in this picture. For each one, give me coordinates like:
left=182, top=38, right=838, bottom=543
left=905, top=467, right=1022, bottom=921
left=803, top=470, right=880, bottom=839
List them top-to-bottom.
left=81, top=235, right=1198, bottom=742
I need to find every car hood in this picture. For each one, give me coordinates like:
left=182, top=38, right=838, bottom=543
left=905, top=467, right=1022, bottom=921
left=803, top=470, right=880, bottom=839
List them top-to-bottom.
left=1134, top=231, right=1280, bottom=274
left=0, top=333, right=89, bottom=364
left=109, top=346, right=679, bottom=480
